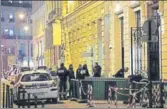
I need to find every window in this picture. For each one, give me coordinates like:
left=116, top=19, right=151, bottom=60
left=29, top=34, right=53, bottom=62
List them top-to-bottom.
left=9, top=0, right=12, bottom=4
left=19, top=1, right=23, bottom=3
left=133, top=10, right=141, bottom=74
left=135, top=10, right=141, bottom=27
left=1, top=11, right=4, bottom=22
left=9, top=13, right=14, bottom=22
left=9, top=14, right=13, bottom=19
left=120, top=17, right=124, bottom=76
left=1, top=26, right=4, bottom=35
left=4, top=29, right=9, bottom=35
left=9, top=29, right=14, bottom=36
left=20, top=29, right=25, bottom=37
left=20, top=43, right=25, bottom=56
left=31, top=44, right=33, bottom=56
left=8, top=48, right=11, bottom=54
left=21, top=73, right=51, bottom=82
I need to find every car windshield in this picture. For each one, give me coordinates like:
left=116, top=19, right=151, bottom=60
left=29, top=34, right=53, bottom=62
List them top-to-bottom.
left=50, top=71, right=57, bottom=76
left=21, top=72, right=52, bottom=82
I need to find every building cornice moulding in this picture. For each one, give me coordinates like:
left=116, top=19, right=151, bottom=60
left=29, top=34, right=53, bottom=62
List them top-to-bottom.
left=130, top=1, right=140, bottom=9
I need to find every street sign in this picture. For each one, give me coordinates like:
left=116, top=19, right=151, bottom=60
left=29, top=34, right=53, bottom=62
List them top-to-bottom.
left=142, top=19, right=158, bottom=42
left=143, top=19, right=157, bottom=35
left=142, top=34, right=158, bottom=42
left=82, top=52, right=93, bottom=57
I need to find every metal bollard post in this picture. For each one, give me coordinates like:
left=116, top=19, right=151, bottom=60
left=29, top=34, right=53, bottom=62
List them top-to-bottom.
left=160, top=81, right=164, bottom=108
left=3, top=84, right=5, bottom=108
left=6, top=85, right=9, bottom=108
left=18, top=88, right=21, bottom=108
left=22, top=88, right=25, bottom=108
left=10, top=89, right=13, bottom=108
left=27, top=93, right=30, bottom=108
left=34, top=95, right=38, bottom=108
left=41, top=101, right=45, bottom=108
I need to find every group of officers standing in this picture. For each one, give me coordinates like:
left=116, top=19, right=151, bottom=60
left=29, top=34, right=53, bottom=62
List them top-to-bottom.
left=56, top=62, right=101, bottom=100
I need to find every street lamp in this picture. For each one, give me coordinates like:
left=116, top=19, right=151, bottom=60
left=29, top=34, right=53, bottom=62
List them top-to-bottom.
left=115, top=2, right=121, bottom=13
left=18, top=13, right=25, bottom=20
left=23, top=24, right=30, bottom=67
left=24, top=25, right=29, bottom=31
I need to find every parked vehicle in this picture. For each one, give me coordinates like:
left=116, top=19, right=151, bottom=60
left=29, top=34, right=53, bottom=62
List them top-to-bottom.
left=13, top=70, right=59, bottom=104
left=49, top=70, right=60, bottom=85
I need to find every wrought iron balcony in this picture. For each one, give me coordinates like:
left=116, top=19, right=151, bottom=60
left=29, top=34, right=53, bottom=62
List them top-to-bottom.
left=2, top=35, right=32, bottom=40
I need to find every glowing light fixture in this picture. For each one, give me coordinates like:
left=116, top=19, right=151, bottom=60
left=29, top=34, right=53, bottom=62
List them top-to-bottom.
left=68, top=0, right=73, bottom=4
left=115, top=2, right=121, bottom=13
left=18, top=13, right=25, bottom=20
left=24, top=26, right=29, bottom=31
left=5, top=29, right=8, bottom=32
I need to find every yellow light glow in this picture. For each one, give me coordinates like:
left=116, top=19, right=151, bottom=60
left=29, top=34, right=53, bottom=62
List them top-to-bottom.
left=115, top=3, right=121, bottom=13
left=18, top=13, right=25, bottom=20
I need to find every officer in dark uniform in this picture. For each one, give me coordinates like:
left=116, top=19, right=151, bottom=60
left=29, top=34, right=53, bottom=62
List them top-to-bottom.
left=93, top=62, right=102, bottom=77
left=57, top=63, right=68, bottom=100
left=68, top=64, right=75, bottom=98
left=76, top=64, right=82, bottom=79
left=79, top=64, right=90, bottom=99
left=80, top=64, right=90, bottom=79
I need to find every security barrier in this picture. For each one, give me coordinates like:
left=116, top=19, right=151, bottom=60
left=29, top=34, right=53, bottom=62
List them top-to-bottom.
left=71, top=77, right=129, bottom=102
left=0, top=78, right=14, bottom=108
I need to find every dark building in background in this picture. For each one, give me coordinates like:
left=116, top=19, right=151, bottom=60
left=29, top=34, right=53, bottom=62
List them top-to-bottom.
left=0, top=0, right=33, bottom=71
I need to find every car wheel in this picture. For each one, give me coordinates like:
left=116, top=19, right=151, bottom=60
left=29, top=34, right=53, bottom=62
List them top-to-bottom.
left=52, top=98, right=58, bottom=103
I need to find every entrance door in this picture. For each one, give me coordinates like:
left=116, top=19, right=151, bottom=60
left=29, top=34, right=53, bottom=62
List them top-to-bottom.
left=148, top=9, right=160, bottom=81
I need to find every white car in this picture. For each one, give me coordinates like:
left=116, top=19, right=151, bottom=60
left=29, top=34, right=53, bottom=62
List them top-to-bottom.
left=14, top=70, right=59, bottom=103
left=49, top=71, right=60, bottom=85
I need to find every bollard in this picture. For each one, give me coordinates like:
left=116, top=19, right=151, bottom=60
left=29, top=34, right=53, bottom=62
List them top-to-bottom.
left=3, top=84, right=5, bottom=108
left=6, top=85, right=9, bottom=108
left=18, top=87, right=21, bottom=108
left=22, top=88, right=25, bottom=108
left=10, top=89, right=13, bottom=108
left=27, top=93, right=30, bottom=108
left=34, top=95, right=38, bottom=108
left=41, top=101, right=45, bottom=108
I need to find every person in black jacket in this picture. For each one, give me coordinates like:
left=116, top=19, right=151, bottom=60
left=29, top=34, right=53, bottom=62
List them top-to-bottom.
left=93, top=62, right=102, bottom=77
left=57, top=63, right=68, bottom=100
left=68, top=64, right=75, bottom=98
left=76, top=64, right=82, bottom=79
left=80, top=64, right=90, bottom=79
left=114, top=67, right=129, bottom=78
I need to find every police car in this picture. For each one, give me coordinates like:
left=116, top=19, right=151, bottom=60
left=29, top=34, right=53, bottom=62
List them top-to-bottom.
left=14, top=69, right=59, bottom=103
left=49, top=71, right=60, bottom=84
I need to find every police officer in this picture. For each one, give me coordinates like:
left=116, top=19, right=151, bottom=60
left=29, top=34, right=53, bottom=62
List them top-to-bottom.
left=93, top=62, right=102, bottom=77
left=57, top=63, right=68, bottom=100
left=68, top=64, right=75, bottom=98
left=76, top=64, right=82, bottom=79
left=80, top=64, right=90, bottom=79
